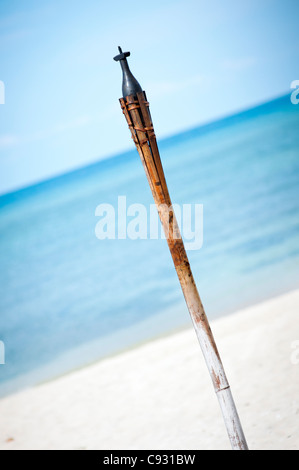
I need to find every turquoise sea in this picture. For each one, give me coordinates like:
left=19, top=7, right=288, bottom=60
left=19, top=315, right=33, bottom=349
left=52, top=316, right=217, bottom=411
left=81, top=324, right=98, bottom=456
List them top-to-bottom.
left=0, top=94, right=299, bottom=396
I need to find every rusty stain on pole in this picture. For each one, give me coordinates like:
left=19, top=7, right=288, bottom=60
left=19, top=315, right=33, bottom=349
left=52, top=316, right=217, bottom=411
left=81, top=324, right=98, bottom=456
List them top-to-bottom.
left=114, top=47, right=249, bottom=450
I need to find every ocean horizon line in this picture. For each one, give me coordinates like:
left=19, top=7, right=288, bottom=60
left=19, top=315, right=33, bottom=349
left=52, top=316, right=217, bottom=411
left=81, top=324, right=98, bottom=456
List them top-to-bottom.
left=0, top=89, right=298, bottom=396
left=0, top=91, right=290, bottom=200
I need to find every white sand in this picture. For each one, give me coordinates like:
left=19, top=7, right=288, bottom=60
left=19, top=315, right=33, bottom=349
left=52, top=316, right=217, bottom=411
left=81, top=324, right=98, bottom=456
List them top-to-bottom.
left=0, top=289, right=298, bottom=450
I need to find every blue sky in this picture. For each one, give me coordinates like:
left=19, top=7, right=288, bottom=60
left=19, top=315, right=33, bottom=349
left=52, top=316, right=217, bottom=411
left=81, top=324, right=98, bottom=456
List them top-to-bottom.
left=0, top=0, right=298, bottom=194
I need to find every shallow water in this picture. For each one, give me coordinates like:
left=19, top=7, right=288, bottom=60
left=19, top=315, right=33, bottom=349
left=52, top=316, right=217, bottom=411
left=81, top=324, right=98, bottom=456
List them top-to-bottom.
left=0, top=94, right=298, bottom=396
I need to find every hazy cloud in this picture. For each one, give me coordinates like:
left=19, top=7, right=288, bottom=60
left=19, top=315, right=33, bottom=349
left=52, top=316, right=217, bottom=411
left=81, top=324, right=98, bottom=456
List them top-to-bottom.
left=221, top=57, right=258, bottom=71
left=0, top=115, right=91, bottom=150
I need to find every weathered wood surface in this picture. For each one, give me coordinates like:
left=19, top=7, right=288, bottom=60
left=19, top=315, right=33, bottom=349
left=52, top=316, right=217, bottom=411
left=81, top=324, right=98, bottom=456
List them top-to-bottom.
left=120, top=91, right=248, bottom=450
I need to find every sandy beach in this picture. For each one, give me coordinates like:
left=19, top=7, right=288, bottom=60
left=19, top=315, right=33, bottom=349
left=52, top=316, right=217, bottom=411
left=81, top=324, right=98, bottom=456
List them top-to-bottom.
left=0, top=289, right=298, bottom=451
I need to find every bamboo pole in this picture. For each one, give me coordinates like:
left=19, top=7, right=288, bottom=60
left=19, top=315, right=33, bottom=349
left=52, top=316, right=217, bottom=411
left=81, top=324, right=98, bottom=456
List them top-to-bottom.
left=115, top=49, right=249, bottom=450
